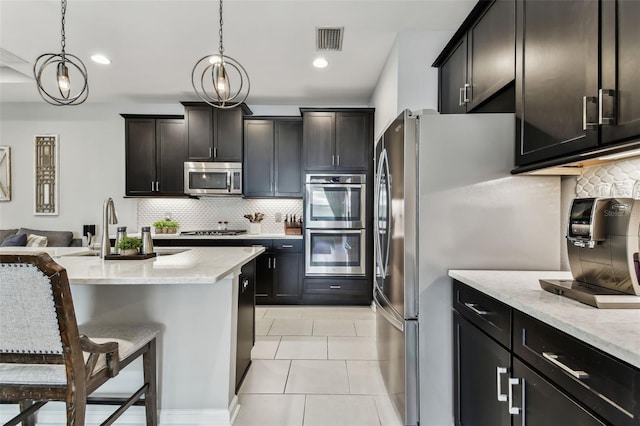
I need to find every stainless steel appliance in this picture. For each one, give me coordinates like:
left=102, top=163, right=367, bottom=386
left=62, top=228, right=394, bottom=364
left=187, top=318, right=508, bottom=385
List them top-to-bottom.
left=374, top=110, right=559, bottom=425
left=184, top=162, right=242, bottom=196
left=305, top=174, right=366, bottom=229
left=540, top=197, right=640, bottom=308
left=305, top=229, right=366, bottom=276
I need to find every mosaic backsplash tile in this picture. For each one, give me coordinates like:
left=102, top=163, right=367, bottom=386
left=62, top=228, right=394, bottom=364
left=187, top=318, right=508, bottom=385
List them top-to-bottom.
left=576, top=158, right=640, bottom=197
left=137, top=198, right=303, bottom=234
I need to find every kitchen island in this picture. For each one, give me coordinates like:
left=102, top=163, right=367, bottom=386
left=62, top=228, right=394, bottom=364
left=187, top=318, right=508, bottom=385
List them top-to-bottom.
left=0, top=246, right=264, bottom=426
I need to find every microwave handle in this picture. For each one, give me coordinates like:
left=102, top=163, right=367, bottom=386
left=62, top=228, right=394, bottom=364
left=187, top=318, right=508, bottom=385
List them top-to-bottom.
left=227, top=171, right=232, bottom=193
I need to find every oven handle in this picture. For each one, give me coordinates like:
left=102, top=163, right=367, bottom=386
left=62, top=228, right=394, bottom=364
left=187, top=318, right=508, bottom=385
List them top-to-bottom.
left=308, top=229, right=364, bottom=235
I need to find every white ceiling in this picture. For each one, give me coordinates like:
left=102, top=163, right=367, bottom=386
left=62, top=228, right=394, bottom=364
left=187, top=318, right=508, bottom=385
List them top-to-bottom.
left=0, top=0, right=475, bottom=106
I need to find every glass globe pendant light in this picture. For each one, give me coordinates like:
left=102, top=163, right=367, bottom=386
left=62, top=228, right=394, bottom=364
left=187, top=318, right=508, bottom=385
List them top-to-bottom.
left=33, top=0, right=89, bottom=105
left=192, top=0, right=250, bottom=109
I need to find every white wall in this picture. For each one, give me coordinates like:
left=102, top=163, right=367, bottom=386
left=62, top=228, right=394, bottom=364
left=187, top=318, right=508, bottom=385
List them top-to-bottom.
left=370, top=39, right=399, bottom=140
left=0, top=102, right=183, bottom=237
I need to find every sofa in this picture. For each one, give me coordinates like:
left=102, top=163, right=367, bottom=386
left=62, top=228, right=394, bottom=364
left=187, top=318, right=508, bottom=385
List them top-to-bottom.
left=0, top=228, right=83, bottom=247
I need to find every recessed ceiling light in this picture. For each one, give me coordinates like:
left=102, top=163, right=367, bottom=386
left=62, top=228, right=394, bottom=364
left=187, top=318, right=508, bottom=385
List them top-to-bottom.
left=91, top=54, right=111, bottom=65
left=313, top=57, right=328, bottom=69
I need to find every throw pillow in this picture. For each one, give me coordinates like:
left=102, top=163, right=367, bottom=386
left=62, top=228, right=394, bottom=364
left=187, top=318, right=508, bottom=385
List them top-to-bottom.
left=0, top=233, right=27, bottom=247
left=26, top=234, right=48, bottom=247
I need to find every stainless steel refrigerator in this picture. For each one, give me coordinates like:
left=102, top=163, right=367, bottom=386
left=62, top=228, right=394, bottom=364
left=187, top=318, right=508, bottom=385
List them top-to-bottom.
left=374, top=110, right=561, bottom=426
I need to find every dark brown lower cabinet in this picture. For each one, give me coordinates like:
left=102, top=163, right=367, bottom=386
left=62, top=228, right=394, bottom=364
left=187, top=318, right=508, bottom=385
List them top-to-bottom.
left=255, top=239, right=303, bottom=305
left=236, top=259, right=255, bottom=392
left=453, top=312, right=510, bottom=426
left=510, top=358, right=606, bottom=426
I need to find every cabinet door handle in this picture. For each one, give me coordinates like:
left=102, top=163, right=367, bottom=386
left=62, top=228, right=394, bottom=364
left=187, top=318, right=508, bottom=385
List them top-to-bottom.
left=463, top=83, right=470, bottom=103
left=459, top=87, right=466, bottom=106
left=598, top=88, right=616, bottom=125
left=583, top=96, right=598, bottom=130
left=209, top=147, right=213, bottom=158
left=214, top=147, right=217, bottom=158
left=332, top=155, right=335, bottom=166
left=336, top=155, right=340, bottom=166
left=151, top=181, right=155, bottom=191
left=155, top=181, right=159, bottom=192
left=281, top=244, right=293, bottom=248
left=268, top=258, right=271, bottom=268
left=273, top=258, right=277, bottom=269
left=242, top=278, right=249, bottom=291
left=330, top=285, right=341, bottom=289
left=463, top=302, right=488, bottom=316
left=542, top=352, right=589, bottom=379
left=496, top=367, right=508, bottom=402
left=508, top=378, right=522, bottom=415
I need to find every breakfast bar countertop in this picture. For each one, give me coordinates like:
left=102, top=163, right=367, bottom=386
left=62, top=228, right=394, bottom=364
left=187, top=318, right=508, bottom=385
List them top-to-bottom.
left=0, top=246, right=265, bottom=285
left=449, top=270, right=640, bottom=370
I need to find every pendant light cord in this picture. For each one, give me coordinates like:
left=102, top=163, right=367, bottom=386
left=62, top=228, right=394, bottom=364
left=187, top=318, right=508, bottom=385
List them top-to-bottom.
left=60, top=0, right=67, bottom=60
left=218, top=0, right=224, bottom=56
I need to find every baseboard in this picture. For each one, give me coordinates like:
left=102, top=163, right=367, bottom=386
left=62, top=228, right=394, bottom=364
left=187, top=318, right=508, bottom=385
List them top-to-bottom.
left=1, top=402, right=240, bottom=426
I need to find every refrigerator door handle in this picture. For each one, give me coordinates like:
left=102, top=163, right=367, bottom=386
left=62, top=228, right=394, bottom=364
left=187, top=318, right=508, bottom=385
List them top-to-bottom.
left=374, top=290, right=404, bottom=332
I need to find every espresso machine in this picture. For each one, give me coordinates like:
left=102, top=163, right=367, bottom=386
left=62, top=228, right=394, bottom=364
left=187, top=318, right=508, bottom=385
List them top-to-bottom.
left=540, top=197, right=640, bottom=308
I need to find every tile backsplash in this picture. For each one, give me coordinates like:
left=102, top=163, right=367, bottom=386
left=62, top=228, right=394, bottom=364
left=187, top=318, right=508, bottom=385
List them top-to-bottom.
left=576, top=158, right=640, bottom=197
left=138, top=198, right=303, bottom=234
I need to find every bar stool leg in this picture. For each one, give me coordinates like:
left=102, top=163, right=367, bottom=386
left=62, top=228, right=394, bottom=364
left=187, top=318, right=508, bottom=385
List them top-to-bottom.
left=143, top=338, right=158, bottom=426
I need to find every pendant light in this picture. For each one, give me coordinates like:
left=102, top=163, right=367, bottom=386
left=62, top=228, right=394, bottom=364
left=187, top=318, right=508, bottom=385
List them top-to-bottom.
left=33, top=0, right=88, bottom=106
left=192, top=0, right=250, bottom=109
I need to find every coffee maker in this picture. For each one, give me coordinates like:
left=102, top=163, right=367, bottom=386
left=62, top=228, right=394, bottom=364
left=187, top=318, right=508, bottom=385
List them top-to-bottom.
left=540, top=197, right=640, bottom=308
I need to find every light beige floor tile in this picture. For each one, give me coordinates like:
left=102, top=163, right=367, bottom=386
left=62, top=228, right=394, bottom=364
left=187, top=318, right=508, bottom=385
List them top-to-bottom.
left=301, top=306, right=345, bottom=319
left=254, top=307, right=268, bottom=319
left=263, top=307, right=304, bottom=319
left=339, top=307, right=376, bottom=320
left=255, top=318, right=274, bottom=336
left=268, top=319, right=313, bottom=336
left=312, top=319, right=357, bottom=336
left=354, top=320, right=376, bottom=337
left=251, top=336, right=281, bottom=360
left=275, top=336, right=328, bottom=360
left=328, top=336, right=378, bottom=360
left=238, top=360, right=291, bottom=394
left=285, top=360, right=349, bottom=394
left=347, top=360, right=386, bottom=395
left=235, top=394, right=305, bottom=426
left=303, top=394, right=381, bottom=426
left=374, top=395, right=403, bottom=426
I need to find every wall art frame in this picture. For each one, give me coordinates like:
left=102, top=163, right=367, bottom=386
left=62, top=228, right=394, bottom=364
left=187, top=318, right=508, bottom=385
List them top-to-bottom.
left=34, top=135, right=59, bottom=215
left=0, top=146, right=10, bottom=201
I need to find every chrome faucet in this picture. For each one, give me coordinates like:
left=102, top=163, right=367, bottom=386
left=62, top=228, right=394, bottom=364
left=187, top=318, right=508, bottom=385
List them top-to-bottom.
left=100, top=197, right=119, bottom=258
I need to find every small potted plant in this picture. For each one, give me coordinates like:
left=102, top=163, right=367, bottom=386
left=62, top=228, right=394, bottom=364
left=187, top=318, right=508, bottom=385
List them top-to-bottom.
left=152, top=220, right=179, bottom=234
left=115, top=236, right=142, bottom=256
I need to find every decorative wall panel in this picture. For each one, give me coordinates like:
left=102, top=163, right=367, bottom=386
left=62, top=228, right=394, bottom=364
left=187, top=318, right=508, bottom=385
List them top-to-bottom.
left=34, top=135, right=58, bottom=215
left=0, top=146, right=10, bottom=201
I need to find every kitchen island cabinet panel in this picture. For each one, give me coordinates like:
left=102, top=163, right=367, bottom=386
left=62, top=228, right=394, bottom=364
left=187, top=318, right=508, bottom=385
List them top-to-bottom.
left=236, top=258, right=256, bottom=392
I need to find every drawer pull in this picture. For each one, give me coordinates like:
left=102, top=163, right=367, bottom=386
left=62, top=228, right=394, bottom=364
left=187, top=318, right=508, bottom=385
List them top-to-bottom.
left=281, top=244, right=294, bottom=248
left=330, top=285, right=341, bottom=289
left=464, top=302, right=488, bottom=316
left=542, top=352, right=589, bottom=379
left=496, top=367, right=508, bottom=402
left=508, top=378, right=521, bottom=415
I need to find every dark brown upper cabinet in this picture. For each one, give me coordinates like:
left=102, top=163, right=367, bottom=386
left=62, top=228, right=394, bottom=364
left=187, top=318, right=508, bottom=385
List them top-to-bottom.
left=434, top=0, right=515, bottom=114
left=513, top=0, right=640, bottom=170
left=182, top=102, right=251, bottom=162
left=301, top=108, right=374, bottom=172
left=122, top=115, right=186, bottom=196
left=243, top=117, right=303, bottom=198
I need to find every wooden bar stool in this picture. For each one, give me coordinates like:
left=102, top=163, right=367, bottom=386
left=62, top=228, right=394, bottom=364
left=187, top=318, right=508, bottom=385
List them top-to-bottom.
left=0, top=253, right=160, bottom=425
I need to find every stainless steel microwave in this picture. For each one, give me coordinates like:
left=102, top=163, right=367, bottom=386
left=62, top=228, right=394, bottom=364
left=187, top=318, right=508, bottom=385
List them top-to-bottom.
left=184, top=162, right=242, bottom=196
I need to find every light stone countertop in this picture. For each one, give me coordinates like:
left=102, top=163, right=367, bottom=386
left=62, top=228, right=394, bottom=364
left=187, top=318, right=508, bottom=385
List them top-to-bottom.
left=138, top=233, right=302, bottom=240
left=0, top=246, right=265, bottom=285
left=448, top=270, right=640, bottom=369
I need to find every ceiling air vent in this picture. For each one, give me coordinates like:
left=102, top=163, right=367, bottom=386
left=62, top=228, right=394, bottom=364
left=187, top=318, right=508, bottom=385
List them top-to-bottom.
left=316, top=27, right=344, bottom=51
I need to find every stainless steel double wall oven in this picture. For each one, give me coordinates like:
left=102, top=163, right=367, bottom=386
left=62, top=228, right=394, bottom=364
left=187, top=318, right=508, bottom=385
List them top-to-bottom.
left=305, top=174, right=367, bottom=276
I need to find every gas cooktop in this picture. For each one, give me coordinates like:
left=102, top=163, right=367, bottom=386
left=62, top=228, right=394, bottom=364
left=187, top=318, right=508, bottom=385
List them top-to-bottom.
left=180, top=229, right=247, bottom=236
